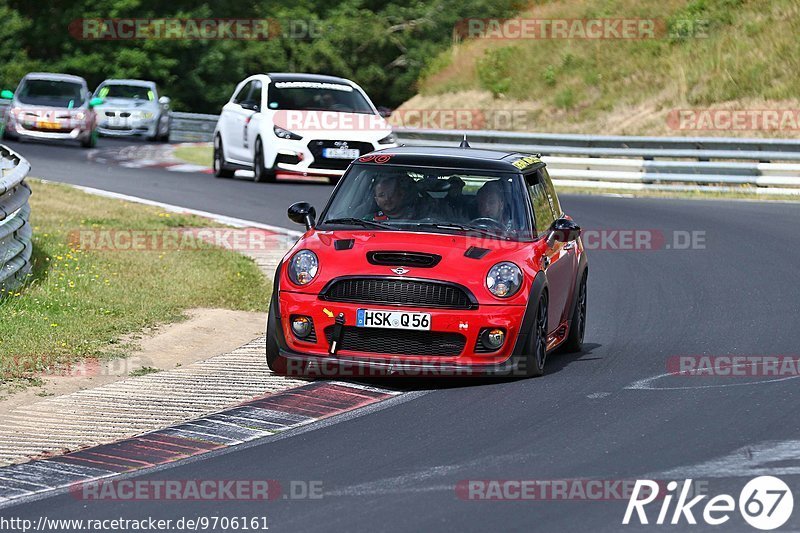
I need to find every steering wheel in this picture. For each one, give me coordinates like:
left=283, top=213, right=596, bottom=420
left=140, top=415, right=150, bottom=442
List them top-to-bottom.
left=470, top=217, right=506, bottom=232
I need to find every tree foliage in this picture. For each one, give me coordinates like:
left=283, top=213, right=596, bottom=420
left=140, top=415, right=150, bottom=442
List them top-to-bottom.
left=0, top=0, right=519, bottom=111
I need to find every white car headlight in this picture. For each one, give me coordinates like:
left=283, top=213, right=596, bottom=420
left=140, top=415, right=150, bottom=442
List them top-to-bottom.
left=73, top=111, right=86, bottom=120
left=274, top=125, right=302, bottom=140
left=288, top=250, right=319, bottom=286
left=486, top=262, right=522, bottom=298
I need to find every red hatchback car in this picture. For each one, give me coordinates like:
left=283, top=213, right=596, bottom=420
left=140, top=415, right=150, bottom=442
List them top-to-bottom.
left=267, top=145, right=588, bottom=377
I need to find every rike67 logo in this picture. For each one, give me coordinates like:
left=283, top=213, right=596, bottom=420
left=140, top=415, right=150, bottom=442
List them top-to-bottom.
left=623, top=476, right=794, bottom=530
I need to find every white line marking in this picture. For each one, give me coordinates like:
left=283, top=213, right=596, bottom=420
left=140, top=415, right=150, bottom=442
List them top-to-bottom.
left=35, top=179, right=303, bottom=238
left=626, top=359, right=800, bottom=390
left=329, top=381, right=400, bottom=395
left=648, top=440, right=800, bottom=479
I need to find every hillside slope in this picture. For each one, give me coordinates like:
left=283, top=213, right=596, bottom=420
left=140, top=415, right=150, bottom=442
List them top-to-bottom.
left=394, top=0, right=800, bottom=137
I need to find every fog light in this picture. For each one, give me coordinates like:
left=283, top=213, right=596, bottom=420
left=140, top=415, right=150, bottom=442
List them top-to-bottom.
left=291, top=316, right=313, bottom=338
left=482, top=328, right=505, bottom=350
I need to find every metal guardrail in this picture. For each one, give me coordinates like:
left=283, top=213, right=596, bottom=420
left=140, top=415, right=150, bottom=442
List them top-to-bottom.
left=6, top=101, right=800, bottom=193
left=168, top=112, right=219, bottom=142
left=394, top=128, right=800, bottom=160
left=396, top=129, right=800, bottom=194
left=0, top=144, right=33, bottom=293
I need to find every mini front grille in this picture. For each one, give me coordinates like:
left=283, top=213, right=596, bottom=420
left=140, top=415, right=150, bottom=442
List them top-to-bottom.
left=320, top=278, right=475, bottom=309
left=324, top=326, right=465, bottom=356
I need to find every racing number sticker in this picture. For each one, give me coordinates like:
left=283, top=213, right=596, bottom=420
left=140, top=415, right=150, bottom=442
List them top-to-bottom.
left=359, top=154, right=393, bottom=163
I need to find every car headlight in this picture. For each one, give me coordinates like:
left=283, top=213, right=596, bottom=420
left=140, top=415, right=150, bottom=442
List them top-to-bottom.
left=73, top=111, right=86, bottom=120
left=141, top=111, right=154, bottom=119
left=274, top=125, right=302, bottom=140
left=378, top=132, right=396, bottom=144
left=287, top=250, right=318, bottom=286
left=486, top=262, right=522, bottom=298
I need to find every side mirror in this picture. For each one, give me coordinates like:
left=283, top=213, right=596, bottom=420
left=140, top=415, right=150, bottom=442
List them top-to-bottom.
left=1, top=89, right=13, bottom=100
left=158, top=96, right=170, bottom=107
left=88, top=97, right=104, bottom=108
left=240, top=101, right=259, bottom=112
left=376, top=106, right=392, bottom=118
left=288, top=202, right=316, bottom=230
left=547, top=217, right=581, bottom=245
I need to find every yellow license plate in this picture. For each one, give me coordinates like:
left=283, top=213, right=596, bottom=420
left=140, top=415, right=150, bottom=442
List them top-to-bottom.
left=37, top=121, right=61, bottom=130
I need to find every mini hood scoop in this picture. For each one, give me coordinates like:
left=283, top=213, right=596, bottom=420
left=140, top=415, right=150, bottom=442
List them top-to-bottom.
left=367, top=251, right=441, bottom=267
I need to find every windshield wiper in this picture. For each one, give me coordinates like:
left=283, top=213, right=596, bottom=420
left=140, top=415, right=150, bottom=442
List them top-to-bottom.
left=323, top=217, right=397, bottom=230
left=406, top=222, right=510, bottom=240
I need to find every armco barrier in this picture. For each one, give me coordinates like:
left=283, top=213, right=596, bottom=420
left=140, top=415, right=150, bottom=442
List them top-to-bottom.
left=5, top=100, right=800, bottom=192
left=170, top=113, right=800, bottom=193
left=0, top=145, right=33, bottom=293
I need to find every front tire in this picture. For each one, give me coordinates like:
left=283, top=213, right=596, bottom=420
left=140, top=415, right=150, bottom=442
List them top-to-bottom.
left=80, top=129, right=97, bottom=148
left=213, top=135, right=235, bottom=178
left=253, top=139, right=276, bottom=183
left=561, top=272, right=587, bottom=353
left=266, top=291, right=287, bottom=374
left=514, top=293, right=548, bottom=377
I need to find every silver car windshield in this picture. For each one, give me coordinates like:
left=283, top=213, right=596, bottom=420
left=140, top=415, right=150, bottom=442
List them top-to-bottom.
left=17, top=79, right=85, bottom=108
left=96, top=85, right=154, bottom=101
left=320, top=164, right=534, bottom=241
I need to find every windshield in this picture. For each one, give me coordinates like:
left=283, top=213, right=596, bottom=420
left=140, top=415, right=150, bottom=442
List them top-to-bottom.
left=17, top=79, right=85, bottom=107
left=267, top=81, right=374, bottom=114
left=96, top=84, right=154, bottom=101
left=320, top=164, right=533, bottom=241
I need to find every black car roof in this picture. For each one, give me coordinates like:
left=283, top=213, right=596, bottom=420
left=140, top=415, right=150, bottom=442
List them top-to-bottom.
left=267, top=73, right=354, bottom=85
left=361, top=145, right=544, bottom=173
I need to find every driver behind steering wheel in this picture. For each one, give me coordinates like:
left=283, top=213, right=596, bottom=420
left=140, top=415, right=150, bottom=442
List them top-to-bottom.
left=475, top=180, right=513, bottom=231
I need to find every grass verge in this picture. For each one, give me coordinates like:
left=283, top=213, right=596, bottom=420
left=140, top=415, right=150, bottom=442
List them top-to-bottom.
left=412, top=0, right=800, bottom=136
left=173, top=144, right=212, bottom=168
left=0, top=180, right=269, bottom=384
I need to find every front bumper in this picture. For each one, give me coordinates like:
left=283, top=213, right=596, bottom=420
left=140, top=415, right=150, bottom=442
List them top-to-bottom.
left=97, top=118, right=157, bottom=137
left=9, top=122, right=89, bottom=141
left=265, top=137, right=397, bottom=177
left=277, top=290, right=526, bottom=375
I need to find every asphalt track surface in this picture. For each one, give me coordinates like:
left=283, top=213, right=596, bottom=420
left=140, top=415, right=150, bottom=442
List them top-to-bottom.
left=3, top=137, right=800, bottom=532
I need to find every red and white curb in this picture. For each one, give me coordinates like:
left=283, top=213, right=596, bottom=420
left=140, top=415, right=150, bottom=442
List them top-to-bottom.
left=88, top=142, right=212, bottom=173
left=88, top=142, right=333, bottom=181
left=0, top=381, right=399, bottom=505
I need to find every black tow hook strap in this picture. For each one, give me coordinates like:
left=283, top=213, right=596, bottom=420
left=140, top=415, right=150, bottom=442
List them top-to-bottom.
left=328, top=313, right=346, bottom=355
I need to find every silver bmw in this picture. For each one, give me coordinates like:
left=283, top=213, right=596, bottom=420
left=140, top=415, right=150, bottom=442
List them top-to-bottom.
left=93, top=79, right=171, bottom=141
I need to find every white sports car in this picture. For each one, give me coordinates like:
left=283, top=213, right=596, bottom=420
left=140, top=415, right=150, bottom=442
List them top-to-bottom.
left=213, top=73, right=397, bottom=183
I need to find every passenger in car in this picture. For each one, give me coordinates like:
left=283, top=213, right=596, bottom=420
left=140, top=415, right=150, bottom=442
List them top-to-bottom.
left=475, top=180, right=513, bottom=228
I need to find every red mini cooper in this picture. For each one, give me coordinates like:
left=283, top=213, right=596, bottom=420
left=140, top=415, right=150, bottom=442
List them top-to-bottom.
left=267, top=145, right=588, bottom=377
